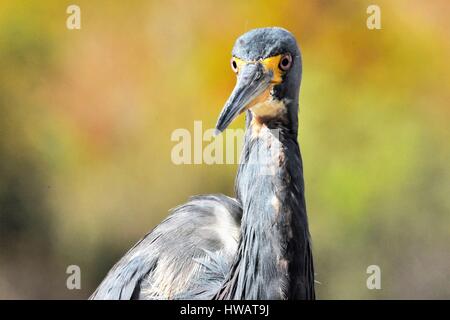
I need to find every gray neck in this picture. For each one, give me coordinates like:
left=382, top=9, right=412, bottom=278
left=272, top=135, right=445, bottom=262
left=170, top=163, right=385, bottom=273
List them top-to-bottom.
left=217, top=109, right=315, bottom=299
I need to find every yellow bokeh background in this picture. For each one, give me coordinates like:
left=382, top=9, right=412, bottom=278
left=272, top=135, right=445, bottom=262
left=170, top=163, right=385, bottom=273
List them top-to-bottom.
left=0, top=1, right=449, bottom=299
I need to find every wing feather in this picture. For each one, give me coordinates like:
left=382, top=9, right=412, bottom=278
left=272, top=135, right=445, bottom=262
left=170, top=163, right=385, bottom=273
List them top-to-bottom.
left=90, top=194, right=241, bottom=300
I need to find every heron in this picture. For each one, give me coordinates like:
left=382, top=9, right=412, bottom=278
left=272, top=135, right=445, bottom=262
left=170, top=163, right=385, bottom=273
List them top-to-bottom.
left=90, top=27, right=315, bottom=300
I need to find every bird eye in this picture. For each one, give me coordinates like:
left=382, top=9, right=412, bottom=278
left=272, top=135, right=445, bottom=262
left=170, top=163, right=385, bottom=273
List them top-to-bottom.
left=279, top=54, right=292, bottom=71
left=231, top=58, right=238, bottom=74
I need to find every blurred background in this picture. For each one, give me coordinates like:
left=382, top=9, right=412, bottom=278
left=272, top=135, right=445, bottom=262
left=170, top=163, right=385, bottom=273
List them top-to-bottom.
left=0, top=0, right=448, bottom=299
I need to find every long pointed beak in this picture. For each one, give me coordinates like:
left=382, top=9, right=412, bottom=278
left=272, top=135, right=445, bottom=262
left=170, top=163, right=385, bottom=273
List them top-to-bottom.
left=215, top=62, right=272, bottom=134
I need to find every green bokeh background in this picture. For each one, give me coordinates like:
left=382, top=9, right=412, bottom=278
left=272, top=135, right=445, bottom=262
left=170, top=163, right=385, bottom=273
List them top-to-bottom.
left=0, top=1, right=448, bottom=299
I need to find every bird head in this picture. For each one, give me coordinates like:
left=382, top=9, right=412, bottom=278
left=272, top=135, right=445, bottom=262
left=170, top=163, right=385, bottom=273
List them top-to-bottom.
left=216, top=27, right=302, bottom=134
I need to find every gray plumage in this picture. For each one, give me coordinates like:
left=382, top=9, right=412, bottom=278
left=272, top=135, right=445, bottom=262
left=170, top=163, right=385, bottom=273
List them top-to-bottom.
left=91, top=27, right=315, bottom=300
left=232, top=27, right=299, bottom=62
left=91, top=195, right=241, bottom=299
